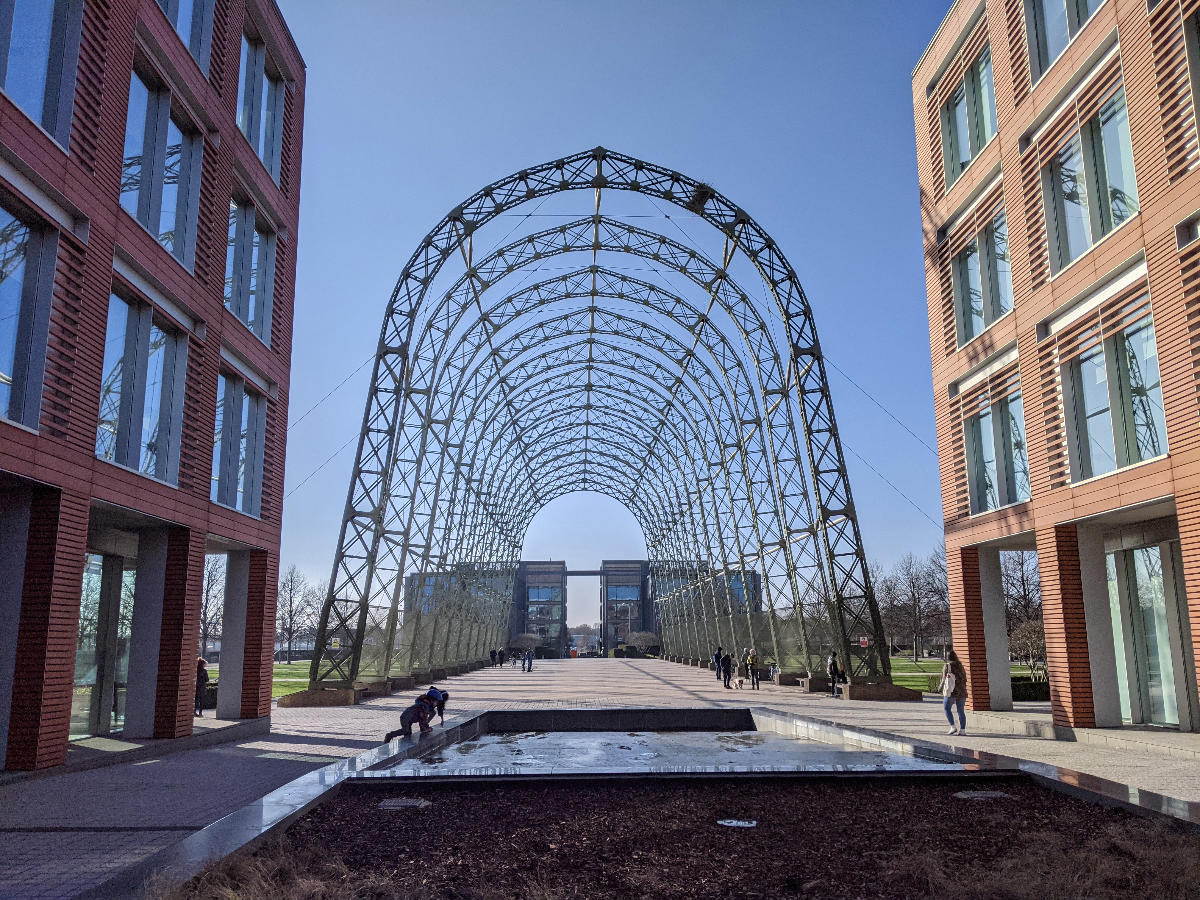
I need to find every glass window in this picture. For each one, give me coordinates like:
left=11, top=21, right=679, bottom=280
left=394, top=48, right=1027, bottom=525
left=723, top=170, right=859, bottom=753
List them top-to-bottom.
left=2, top=0, right=76, bottom=137
left=157, top=0, right=210, bottom=64
left=1028, top=0, right=1104, bottom=80
left=237, top=32, right=284, bottom=179
left=940, top=44, right=998, bottom=186
left=119, top=72, right=203, bottom=266
left=121, top=74, right=150, bottom=219
left=1044, top=88, right=1137, bottom=273
left=1091, top=91, right=1139, bottom=233
left=1047, top=136, right=1091, bottom=270
left=224, top=197, right=275, bottom=341
left=0, top=207, right=31, bottom=419
left=952, top=209, right=1013, bottom=345
left=95, top=293, right=185, bottom=483
left=1067, top=313, right=1167, bottom=482
left=1116, top=318, right=1166, bottom=463
left=212, top=371, right=265, bottom=515
left=966, top=391, right=1030, bottom=513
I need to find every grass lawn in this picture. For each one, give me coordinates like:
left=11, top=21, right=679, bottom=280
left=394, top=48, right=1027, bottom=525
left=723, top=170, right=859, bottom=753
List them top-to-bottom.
left=887, top=656, right=1036, bottom=693
left=207, top=661, right=312, bottom=699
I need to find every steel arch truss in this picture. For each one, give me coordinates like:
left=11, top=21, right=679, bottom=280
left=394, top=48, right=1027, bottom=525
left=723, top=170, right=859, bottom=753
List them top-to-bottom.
left=310, top=147, right=889, bottom=687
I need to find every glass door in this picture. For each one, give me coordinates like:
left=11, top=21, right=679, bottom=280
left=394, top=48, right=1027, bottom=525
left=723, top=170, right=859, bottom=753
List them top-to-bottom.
left=1106, top=540, right=1195, bottom=728
left=70, top=553, right=135, bottom=738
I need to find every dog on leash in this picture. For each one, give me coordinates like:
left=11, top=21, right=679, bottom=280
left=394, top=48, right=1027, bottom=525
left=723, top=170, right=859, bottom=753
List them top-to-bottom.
left=734, top=677, right=745, bottom=690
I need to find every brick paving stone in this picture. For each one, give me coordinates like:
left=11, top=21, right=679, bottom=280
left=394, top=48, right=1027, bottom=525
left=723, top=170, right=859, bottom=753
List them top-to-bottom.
left=3, top=656, right=1200, bottom=899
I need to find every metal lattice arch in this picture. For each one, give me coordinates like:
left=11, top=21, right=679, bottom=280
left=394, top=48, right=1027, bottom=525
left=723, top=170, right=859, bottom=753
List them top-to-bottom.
left=309, top=147, right=890, bottom=687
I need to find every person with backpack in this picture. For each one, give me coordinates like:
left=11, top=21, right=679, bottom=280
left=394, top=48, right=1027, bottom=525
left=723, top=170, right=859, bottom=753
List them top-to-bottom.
left=940, top=649, right=969, bottom=735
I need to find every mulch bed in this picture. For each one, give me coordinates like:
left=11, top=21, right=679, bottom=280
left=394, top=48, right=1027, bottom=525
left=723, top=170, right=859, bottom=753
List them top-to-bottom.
left=172, top=775, right=1200, bottom=899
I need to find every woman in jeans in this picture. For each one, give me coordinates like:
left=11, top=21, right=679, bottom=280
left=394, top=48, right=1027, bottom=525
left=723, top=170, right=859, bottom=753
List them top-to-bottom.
left=940, top=650, right=968, bottom=735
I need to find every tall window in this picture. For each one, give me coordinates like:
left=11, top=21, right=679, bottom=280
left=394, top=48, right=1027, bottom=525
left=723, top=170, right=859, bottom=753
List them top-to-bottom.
left=0, top=0, right=79, bottom=142
left=156, top=0, right=213, bottom=68
left=1027, top=0, right=1103, bottom=80
left=237, top=33, right=283, bottom=180
left=941, top=46, right=997, bottom=186
left=120, top=70, right=203, bottom=266
left=1044, top=89, right=1138, bottom=273
left=225, top=198, right=276, bottom=341
left=0, top=201, right=53, bottom=428
left=952, top=209, right=1013, bottom=345
left=96, top=293, right=186, bottom=483
left=1066, top=316, right=1166, bottom=481
left=211, top=371, right=266, bottom=516
left=966, top=392, right=1031, bottom=514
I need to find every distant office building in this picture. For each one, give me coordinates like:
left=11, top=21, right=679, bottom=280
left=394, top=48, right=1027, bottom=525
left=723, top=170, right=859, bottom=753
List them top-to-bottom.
left=0, top=0, right=305, bottom=770
left=914, top=0, right=1200, bottom=729
left=601, top=560, right=655, bottom=651
left=509, top=561, right=568, bottom=657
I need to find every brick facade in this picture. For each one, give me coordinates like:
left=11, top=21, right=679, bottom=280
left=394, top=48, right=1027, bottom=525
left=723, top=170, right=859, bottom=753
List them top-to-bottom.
left=0, top=0, right=304, bottom=768
left=915, top=0, right=1200, bottom=728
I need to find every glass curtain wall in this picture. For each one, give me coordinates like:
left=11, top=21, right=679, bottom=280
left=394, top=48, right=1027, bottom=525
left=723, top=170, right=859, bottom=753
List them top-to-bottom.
left=70, top=553, right=135, bottom=738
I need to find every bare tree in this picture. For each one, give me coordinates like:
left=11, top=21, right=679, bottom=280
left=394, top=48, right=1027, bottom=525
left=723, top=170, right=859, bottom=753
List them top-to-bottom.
left=877, top=549, right=950, bottom=661
left=1001, top=550, right=1042, bottom=632
left=199, top=555, right=226, bottom=659
left=277, top=565, right=315, bottom=664
left=1010, top=619, right=1046, bottom=678
left=625, top=631, right=659, bottom=653
left=511, top=633, right=540, bottom=651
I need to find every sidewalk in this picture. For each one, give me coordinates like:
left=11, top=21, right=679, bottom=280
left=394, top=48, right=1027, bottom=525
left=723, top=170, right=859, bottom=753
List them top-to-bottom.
left=2, top=657, right=1200, bottom=899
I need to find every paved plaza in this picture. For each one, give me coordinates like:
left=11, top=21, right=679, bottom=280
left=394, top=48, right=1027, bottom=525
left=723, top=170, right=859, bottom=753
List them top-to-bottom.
left=3, top=658, right=1200, bottom=899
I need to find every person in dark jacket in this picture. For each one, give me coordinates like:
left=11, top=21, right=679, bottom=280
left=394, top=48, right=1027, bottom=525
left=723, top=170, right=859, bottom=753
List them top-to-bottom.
left=713, top=647, right=723, bottom=681
left=498, top=648, right=507, bottom=667
left=490, top=649, right=497, bottom=667
left=940, top=650, right=969, bottom=735
left=721, top=651, right=734, bottom=689
left=826, top=651, right=842, bottom=697
left=195, top=657, right=209, bottom=716
left=425, top=688, right=449, bottom=722
left=385, top=695, right=433, bottom=742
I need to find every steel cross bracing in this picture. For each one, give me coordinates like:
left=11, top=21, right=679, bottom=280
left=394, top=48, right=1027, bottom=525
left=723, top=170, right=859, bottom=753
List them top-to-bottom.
left=310, top=147, right=890, bottom=687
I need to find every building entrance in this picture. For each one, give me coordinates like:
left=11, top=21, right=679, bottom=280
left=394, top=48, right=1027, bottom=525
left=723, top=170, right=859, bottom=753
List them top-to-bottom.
left=1106, top=539, right=1196, bottom=728
left=71, top=553, right=136, bottom=738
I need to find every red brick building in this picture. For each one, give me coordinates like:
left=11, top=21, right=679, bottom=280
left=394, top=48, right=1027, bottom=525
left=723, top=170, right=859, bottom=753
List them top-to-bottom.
left=0, top=0, right=303, bottom=770
left=915, top=0, right=1200, bottom=730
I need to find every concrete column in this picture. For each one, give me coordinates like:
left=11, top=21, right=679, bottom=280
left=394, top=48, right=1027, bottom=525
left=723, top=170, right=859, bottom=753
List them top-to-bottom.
left=0, top=483, right=32, bottom=770
left=5, top=487, right=90, bottom=770
left=1036, top=523, right=1096, bottom=728
left=1076, top=523, right=1122, bottom=727
left=124, top=528, right=167, bottom=739
left=977, top=548, right=1012, bottom=710
left=216, top=551, right=248, bottom=719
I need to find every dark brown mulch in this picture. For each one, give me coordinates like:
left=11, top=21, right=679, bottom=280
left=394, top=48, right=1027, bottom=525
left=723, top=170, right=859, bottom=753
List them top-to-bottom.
left=172, top=775, right=1200, bottom=900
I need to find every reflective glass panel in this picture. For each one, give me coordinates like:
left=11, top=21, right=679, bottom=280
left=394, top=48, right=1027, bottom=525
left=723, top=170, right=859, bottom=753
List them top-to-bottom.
left=6, top=0, right=57, bottom=124
left=1035, top=0, right=1070, bottom=71
left=237, top=36, right=252, bottom=139
left=976, top=47, right=997, bottom=146
left=121, top=75, right=150, bottom=218
left=950, top=84, right=970, bottom=175
left=1095, top=90, right=1138, bottom=231
left=158, top=118, right=184, bottom=255
left=1049, top=136, right=1091, bottom=269
left=224, top=200, right=238, bottom=307
left=0, top=208, right=31, bottom=417
left=990, top=211, right=1013, bottom=317
left=248, top=224, right=264, bottom=331
left=956, top=237, right=984, bottom=341
left=96, top=296, right=129, bottom=460
left=1121, top=318, right=1166, bottom=462
left=140, top=324, right=168, bottom=475
left=1074, top=345, right=1116, bottom=478
left=211, top=373, right=225, bottom=502
left=236, top=388, right=252, bottom=509
left=1006, top=393, right=1031, bottom=502
left=968, top=406, right=998, bottom=513
left=1131, top=546, right=1177, bottom=726
left=1106, top=552, right=1133, bottom=723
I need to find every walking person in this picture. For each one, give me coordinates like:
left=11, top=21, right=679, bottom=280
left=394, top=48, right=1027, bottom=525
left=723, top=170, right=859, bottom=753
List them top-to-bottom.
left=713, top=647, right=723, bottom=681
left=746, top=647, right=760, bottom=689
left=498, top=648, right=507, bottom=668
left=490, top=649, right=497, bottom=667
left=521, top=649, right=527, bottom=672
left=525, top=649, right=534, bottom=671
left=940, top=649, right=969, bottom=735
left=721, top=650, right=733, bottom=689
left=826, top=650, right=842, bottom=698
left=195, top=657, right=209, bottom=717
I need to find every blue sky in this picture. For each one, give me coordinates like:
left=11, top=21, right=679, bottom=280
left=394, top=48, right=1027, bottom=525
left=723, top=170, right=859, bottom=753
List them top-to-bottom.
left=276, top=0, right=954, bottom=624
